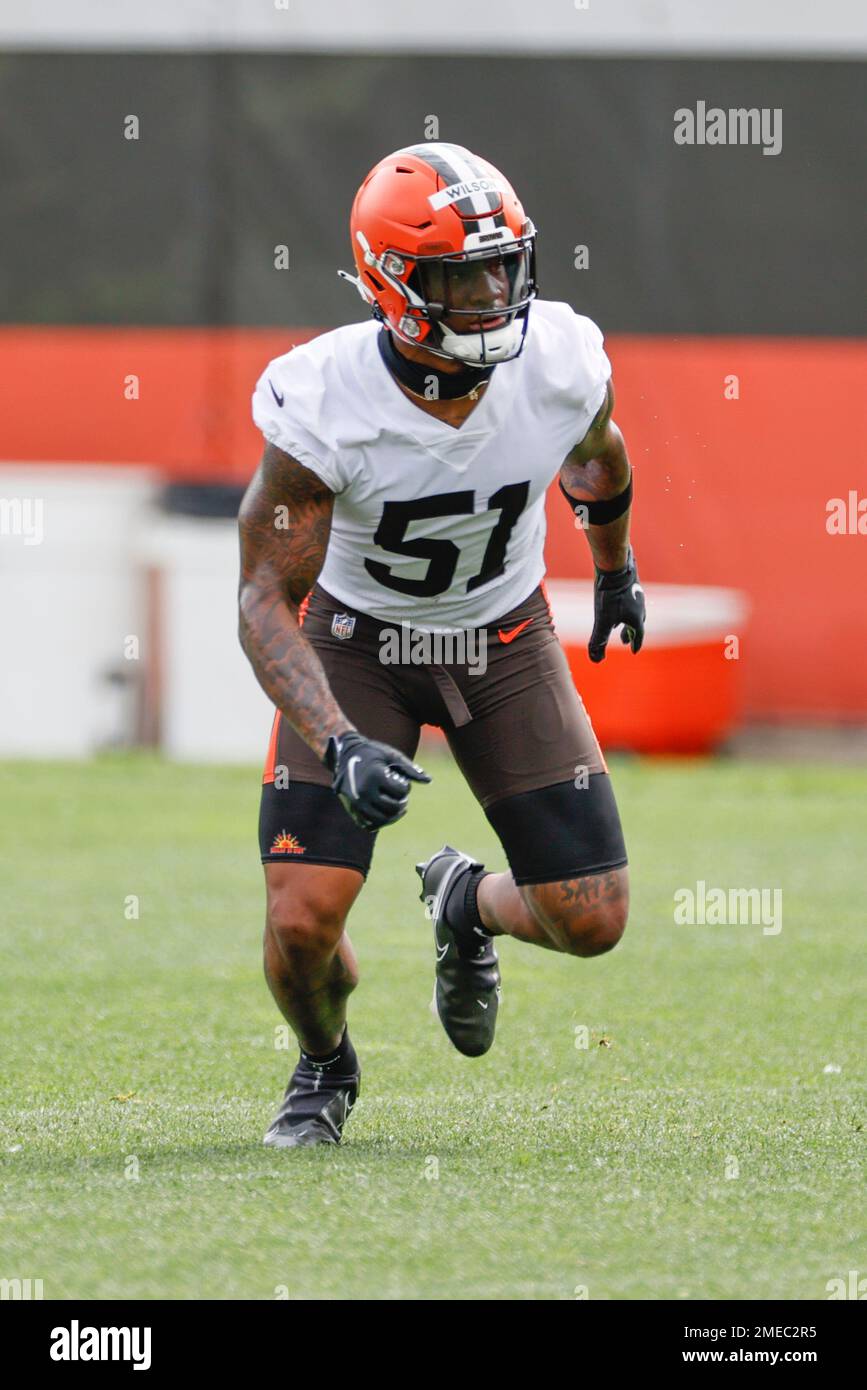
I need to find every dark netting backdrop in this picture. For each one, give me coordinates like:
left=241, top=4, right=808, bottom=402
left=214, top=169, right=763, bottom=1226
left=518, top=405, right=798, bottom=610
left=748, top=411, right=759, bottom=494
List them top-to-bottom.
left=1, top=52, right=863, bottom=333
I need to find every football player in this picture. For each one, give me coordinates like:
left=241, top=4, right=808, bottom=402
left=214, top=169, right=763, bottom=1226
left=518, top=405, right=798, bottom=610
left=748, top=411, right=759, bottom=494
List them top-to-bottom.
left=239, top=144, right=645, bottom=1147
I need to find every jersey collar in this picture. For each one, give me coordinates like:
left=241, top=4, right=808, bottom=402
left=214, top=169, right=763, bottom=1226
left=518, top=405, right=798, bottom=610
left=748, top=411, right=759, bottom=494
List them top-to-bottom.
left=365, top=324, right=517, bottom=467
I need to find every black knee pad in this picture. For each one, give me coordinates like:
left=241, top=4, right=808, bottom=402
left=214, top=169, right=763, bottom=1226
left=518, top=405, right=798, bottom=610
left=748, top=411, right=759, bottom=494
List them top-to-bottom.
left=484, top=773, right=627, bottom=886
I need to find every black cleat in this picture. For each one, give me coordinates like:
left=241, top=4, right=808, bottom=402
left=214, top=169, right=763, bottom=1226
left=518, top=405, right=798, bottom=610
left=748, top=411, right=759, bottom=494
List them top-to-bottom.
left=415, top=844, right=500, bottom=1058
left=263, top=1051, right=360, bottom=1149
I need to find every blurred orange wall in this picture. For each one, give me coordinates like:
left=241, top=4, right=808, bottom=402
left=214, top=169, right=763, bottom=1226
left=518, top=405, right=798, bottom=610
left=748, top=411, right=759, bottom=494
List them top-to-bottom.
left=1, top=326, right=864, bottom=720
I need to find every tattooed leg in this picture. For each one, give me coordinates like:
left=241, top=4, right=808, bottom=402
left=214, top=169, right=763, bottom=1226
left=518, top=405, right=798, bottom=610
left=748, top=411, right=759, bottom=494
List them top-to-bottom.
left=478, top=867, right=629, bottom=957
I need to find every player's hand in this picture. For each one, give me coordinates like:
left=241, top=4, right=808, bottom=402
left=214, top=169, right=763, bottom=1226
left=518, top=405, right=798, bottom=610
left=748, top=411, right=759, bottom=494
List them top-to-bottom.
left=588, top=547, right=646, bottom=662
left=323, top=731, right=431, bottom=831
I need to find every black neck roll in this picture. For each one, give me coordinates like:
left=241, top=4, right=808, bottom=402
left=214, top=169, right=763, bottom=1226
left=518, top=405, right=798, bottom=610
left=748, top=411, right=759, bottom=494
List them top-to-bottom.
left=377, top=329, right=496, bottom=400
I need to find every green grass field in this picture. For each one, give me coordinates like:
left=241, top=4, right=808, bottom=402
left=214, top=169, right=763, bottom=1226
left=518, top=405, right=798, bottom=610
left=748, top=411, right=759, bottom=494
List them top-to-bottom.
left=0, top=753, right=863, bottom=1300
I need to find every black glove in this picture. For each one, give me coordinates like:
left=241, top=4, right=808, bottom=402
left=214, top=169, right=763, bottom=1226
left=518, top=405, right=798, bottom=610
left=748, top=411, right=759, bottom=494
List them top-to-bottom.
left=588, top=547, right=646, bottom=663
left=323, top=731, right=430, bottom=831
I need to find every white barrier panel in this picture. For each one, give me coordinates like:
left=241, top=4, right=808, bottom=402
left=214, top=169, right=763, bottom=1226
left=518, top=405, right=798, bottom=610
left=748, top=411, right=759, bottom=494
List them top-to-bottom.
left=0, top=466, right=157, bottom=757
left=137, top=515, right=274, bottom=764
left=545, top=579, right=749, bottom=646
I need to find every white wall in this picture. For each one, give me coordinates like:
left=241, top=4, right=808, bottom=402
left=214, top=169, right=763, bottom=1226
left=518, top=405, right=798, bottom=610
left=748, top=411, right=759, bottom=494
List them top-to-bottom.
left=0, top=0, right=863, bottom=55
left=0, top=467, right=157, bottom=757
left=0, top=467, right=275, bottom=762
left=138, top=515, right=275, bottom=764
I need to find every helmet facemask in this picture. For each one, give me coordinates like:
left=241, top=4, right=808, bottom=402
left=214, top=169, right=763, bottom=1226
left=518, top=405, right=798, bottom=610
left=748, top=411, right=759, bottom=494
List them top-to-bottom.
left=402, top=238, right=537, bottom=366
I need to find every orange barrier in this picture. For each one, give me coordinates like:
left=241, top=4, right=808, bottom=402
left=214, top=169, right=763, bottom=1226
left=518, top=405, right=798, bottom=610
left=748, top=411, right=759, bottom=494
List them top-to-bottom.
left=0, top=326, right=315, bottom=472
left=1, top=326, right=864, bottom=721
left=545, top=335, right=867, bottom=722
left=548, top=581, right=747, bottom=754
left=568, top=640, right=742, bottom=754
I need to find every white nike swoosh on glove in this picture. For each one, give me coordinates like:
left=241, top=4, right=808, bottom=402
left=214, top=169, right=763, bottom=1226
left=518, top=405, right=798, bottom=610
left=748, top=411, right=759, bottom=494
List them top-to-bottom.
left=347, top=755, right=361, bottom=799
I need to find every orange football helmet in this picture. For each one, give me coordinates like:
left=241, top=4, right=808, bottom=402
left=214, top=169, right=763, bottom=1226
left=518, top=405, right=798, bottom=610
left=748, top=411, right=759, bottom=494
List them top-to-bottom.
left=339, top=143, right=537, bottom=366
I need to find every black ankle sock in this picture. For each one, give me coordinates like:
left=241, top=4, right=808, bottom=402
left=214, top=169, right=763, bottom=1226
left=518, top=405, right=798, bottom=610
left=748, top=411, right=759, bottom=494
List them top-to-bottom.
left=447, top=868, right=492, bottom=958
left=300, top=1027, right=358, bottom=1076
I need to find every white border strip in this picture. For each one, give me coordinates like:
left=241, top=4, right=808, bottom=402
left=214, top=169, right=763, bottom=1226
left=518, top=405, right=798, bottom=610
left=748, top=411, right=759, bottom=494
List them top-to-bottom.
left=0, top=0, right=864, bottom=56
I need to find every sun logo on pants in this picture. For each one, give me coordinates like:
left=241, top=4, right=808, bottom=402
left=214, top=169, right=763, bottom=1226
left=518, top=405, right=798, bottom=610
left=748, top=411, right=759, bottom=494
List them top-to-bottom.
left=270, top=831, right=306, bottom=855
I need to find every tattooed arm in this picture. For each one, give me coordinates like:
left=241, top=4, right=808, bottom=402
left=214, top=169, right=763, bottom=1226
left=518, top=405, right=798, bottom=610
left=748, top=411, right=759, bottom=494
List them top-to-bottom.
left=559, top=379, right=632, bottom=572
left=560, top=379, right=645, bottom=659
left=238, top=442, right=354, bottom=758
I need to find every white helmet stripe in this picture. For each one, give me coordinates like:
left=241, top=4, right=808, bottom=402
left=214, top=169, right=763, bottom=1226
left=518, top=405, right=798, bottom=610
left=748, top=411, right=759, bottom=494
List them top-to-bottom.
left=398, top=143, right=501, bottom=219
left=431, top=144, right=497, bottom=217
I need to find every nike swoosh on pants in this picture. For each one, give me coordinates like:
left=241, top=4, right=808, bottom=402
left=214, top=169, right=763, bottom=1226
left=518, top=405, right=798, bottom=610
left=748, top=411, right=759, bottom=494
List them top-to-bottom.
left=498, top=618, right=534, bottom=644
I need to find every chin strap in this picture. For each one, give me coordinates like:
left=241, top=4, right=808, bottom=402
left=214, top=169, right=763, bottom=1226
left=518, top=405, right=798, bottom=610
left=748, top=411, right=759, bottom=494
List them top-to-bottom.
left=377, top=328, right=496, bottom=401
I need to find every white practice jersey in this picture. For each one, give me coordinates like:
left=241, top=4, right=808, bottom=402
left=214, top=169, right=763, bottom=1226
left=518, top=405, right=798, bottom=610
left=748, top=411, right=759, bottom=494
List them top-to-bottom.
left=252, top=299, right=610, bottom=631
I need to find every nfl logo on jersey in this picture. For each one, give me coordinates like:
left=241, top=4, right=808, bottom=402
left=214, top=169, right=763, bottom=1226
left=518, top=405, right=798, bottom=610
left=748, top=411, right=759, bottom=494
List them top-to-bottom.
left=331, top=613, right=356, bottom=641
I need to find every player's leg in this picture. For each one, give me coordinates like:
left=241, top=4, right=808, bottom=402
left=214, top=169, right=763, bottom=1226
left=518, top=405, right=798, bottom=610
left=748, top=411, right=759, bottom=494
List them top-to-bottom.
left=258, top=586, right=422, bottom=1145
left=417, top=586, right=628, bottom=1054
left=475, top=776, right=629, bottom=956
left=258, top=779, right=374, bottom=1149
left=263, top=860, right=363, bottom=1055
left=480, top=864, right=628, bottom=954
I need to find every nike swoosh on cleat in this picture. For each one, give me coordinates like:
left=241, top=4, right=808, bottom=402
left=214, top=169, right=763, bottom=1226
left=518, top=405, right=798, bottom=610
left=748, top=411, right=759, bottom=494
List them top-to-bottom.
left=269, top=379, right=285, bottom=407
left=498, top=618, right=534, bottom=644
left=436, top=940, right=449, bottom=962
left=476, top=1000, right=489, bottom=1009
